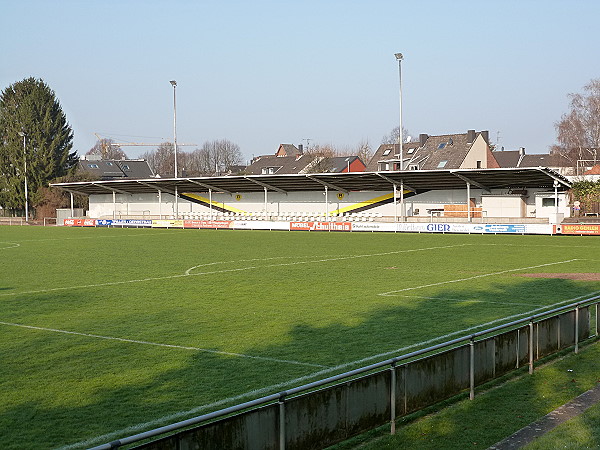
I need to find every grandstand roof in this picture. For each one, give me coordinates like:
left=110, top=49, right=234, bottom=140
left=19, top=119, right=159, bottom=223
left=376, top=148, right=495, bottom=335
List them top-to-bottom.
left=51, top=167, right=571, bottom=196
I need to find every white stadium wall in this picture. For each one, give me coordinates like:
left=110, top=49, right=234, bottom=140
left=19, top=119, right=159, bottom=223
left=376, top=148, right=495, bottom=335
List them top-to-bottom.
left=86, top=187, right=570, bottom=221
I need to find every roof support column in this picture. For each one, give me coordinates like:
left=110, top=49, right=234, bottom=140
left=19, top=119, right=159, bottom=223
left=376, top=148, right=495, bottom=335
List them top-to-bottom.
left=400, top=181, right=405, bottom=222
left=466, top=181, right=471, bottom=223
left=393, top=184, right=397, bottom=224
left=175, top=185, right=179, bottom=220
left=264, top=186, right=268, bottom=220
left=325, top=186, right=329, bottom=222
left=209, top=189, right=213, bottom=220
left=158, top=190, right=162, bottom=220
left=113, top=191, right=116, bottom=220
left=70, top=192, right=74, bottom=218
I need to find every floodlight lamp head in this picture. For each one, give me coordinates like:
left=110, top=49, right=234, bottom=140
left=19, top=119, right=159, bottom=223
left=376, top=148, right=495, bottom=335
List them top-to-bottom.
left=394, top=53, right=404, bottom=61
left=170, top=80, right=177, bottom=87
left=18, top=131, right=25, bottom=137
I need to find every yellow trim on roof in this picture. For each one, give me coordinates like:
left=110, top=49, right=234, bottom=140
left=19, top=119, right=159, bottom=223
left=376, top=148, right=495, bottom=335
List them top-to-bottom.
left=182, top=193, right=246, bottom=214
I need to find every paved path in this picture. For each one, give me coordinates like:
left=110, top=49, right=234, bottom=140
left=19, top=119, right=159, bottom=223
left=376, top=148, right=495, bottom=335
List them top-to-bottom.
left=488, top=383, right=600, bottom=449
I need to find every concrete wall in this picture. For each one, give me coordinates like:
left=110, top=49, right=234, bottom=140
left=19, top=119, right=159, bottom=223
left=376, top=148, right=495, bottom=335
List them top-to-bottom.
left=137, top=306, right=590, bottom=450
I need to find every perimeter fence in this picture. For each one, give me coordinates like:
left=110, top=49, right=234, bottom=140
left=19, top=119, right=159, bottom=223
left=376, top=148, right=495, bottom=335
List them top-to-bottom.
left=92, top=295, right=600, bottom=450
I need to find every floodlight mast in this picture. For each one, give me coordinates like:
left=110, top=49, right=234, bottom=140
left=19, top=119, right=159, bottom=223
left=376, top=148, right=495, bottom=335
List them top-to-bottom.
left=394, top=52, right=404, bottom=171
left=170, top=80, right=178, bottom=178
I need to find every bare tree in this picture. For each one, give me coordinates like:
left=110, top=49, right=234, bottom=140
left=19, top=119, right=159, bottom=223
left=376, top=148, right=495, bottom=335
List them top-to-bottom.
left=552, top=78, right=600, bottom=172
left=381, top=126, right=412, bottom=145
left=86, top=139, right=128, bottom=160
left=352, top=139, right=372, bottom=165
left=141, top=142, right=176, bottom=177
left=303, top=144, right=337, bottom=173
left=185, top=147, right=213, bottom=176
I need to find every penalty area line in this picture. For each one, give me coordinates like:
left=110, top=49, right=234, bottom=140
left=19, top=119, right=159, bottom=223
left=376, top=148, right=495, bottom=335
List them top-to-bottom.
left=378, top=259, right=581, bottom=296
left=59, top=288, right=600, bottom=450
left=0, top=321, right=326, bottom=369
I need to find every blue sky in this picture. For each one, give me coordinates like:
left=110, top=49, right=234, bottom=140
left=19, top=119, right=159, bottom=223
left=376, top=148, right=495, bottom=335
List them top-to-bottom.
left=2, top=0, right=599, bottom=163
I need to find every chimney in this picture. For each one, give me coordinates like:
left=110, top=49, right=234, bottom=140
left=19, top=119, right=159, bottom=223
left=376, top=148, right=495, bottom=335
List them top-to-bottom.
left=467, top=130, right=476, bottom=143
left=480, top=130, right=489, bottom=143
left=419, top=133, right=429, bottom=146
left=298, top=144, right=303, bottom=153
left=519, top=147, right=525, bottom=156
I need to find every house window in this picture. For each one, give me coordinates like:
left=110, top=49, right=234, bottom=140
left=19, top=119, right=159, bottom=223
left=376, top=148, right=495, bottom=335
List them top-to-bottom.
left=438, top=143, right=446, bottom=149
left=407, top=147, right=415, bottom=154
left=382, top=148, right=392, bottom=156
left=437, top=160, right=448, bottom=168
left=476, top=160, right=482, bottom=169
left=106, top=162, right=113, bottom=166
left=87, top=164, right=99, bottom=169
left=409, top=164, right=418, bottom=170
left=122, top=165, right=130, bottom=170
left=261, top=167, right=278, bottom=174
left=542, top=198, right=556, bottom=207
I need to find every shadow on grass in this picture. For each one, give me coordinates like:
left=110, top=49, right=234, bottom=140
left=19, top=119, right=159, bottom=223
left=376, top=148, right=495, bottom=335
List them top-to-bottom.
left=1, top=277, right=599, bottom=449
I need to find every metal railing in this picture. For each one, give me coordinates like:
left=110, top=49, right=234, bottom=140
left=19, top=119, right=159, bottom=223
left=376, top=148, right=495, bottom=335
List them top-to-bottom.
left=91, top=295, right=600, bottom=450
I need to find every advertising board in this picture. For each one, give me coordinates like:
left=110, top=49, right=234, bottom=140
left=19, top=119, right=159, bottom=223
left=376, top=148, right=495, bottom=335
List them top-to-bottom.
left=63, top=218, right=96, bottom=227
left=151, top=220, right=184, bottom=228
left=184, top=220, right=233, bottom=229
left=290, top=222, right=352, bottom=232
left=393, top=223, right=553, bottom=234
left=561, top=224, right=600, bottom=235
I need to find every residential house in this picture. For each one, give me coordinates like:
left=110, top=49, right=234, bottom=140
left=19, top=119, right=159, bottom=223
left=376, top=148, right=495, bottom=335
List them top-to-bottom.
left=367, top=130, right=499, bottom=171
left=245, top=143, right=365, bottom=175
left=492, top=147, right=580, bottom=176
left=78, top=156, right=154, bottom=180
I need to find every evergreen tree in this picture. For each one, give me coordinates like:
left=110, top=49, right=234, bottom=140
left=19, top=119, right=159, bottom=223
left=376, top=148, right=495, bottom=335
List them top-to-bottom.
left=0, top=77, right=77, bottom=213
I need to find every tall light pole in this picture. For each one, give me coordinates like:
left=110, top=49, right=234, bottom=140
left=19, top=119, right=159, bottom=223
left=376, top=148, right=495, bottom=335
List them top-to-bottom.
left=394, top=52, right=404, bottom=170
left=170, top=80, right=178, bottom=178
left=17, top=131, right=29, bottom=222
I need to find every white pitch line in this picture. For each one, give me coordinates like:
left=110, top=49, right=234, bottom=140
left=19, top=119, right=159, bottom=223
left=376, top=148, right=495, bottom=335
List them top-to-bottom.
left=0, top=242, right=20, bottom=250
left=0, top=243, right=471, bottom=298
left=183, top=243, right=472, bottom=276
left=184, top=255, right=319, bottom=276
left=378, top=259, right=580, bottom=296
left=62, top=289, right=600, bottom=450
left=396, top=294, right=546, bottom=307
left=0, top=321, right=326, bottom=369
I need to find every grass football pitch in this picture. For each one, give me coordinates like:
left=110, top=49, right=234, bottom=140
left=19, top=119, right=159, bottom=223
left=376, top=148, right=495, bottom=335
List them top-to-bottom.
left=1, top=226, right=599, bottom=449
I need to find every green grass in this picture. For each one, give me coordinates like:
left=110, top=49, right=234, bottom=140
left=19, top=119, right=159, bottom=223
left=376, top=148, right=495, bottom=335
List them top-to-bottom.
left=1, top=226, right=600, bottom=449
left=524, top=395, right=600, bottom=449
